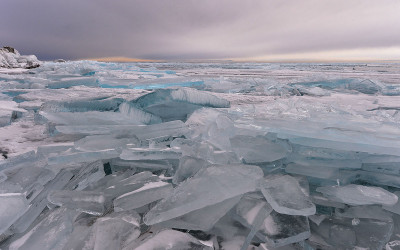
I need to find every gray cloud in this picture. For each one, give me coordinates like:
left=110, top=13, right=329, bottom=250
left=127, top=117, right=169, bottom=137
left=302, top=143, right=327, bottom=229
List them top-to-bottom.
left=1, top=0, right=399, bottom=60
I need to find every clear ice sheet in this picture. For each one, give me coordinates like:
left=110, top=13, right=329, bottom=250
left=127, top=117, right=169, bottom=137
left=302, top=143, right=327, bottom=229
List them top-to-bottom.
left=1, top=61, right=400, bottom=248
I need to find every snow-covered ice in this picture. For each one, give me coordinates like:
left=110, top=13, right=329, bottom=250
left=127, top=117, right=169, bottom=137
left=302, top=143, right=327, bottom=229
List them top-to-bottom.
left=1, top=60, right=400, bottom=249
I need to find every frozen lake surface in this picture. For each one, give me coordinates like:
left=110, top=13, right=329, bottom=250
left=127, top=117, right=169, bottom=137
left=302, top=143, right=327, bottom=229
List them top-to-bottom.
left=1, top=61, right=400, bottom=249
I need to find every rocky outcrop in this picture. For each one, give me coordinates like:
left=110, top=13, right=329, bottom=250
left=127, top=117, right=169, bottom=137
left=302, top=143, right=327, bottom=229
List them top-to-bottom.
left=0, top=46, right=41, bottom=69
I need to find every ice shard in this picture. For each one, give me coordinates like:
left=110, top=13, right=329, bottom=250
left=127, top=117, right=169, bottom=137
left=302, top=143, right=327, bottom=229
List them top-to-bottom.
left=134, top=88, right=230, bottom=121
left=40, top=97, right=123, bottom=113
left=119, top=101, right=162, bottom=124
left=41, top=110, right=144, bottom=126
left=56, top=120, right=189, bottom=140
left=74, top=134, right=138, bottom=152
left=230, top=135, right=288, bottom=163
left=120, top=148, right=181, bottom=161
left=48, top=149, right=119, bottom=166
left=172, top=156, right=208, bottom=184
left=110, top=159, right=175, bottom=172
left=63, top=160, right=105, bottom=191
left=144, top=164, right=263, bottom=225
left=10, top=170, right=73, bottom=234
left=261, top=175, right=316, bottom=216
left=113, top=181, right=173, bottom=211
left=316, top=184, right=398, bottom=206
left=48, top=190, right=106, bottom=215
left=384, top=191, right=400, bottom=215
left=0, top=193, right=29, bottom=235
left=156, top=195, right=242, bottom=231
left=9, top=208, right=75, bottom=250
left=92, top=211, right=141, bottom=250
left=260, top=212, right=311, bottom=248
left=61, top=215, right=96, bottom=250
left=310, top=216, right=394, bottom=249
left=130, top=229, right=213, bottom=250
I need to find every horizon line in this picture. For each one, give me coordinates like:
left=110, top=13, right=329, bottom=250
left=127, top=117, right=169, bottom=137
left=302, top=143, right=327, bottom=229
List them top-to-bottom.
left=78, top=56, right=400, bottom=64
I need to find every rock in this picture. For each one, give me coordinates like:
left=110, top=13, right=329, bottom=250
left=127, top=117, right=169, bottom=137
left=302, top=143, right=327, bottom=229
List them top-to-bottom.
left=0, top=46, right=41, bottom=69
left=3, top=46, right=16, bottom=54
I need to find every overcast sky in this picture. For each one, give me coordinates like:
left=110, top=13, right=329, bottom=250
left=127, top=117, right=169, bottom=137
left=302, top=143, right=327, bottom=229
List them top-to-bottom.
left=1, top=0, right=400, bottom=61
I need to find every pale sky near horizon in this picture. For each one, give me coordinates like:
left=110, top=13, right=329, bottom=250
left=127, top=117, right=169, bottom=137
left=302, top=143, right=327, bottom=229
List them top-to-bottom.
left=1, top=0, right=400, bottom=61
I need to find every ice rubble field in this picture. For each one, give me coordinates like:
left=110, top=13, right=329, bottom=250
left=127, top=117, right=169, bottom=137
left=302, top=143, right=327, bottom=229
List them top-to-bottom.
left=1, top=61, right=400, bottom=250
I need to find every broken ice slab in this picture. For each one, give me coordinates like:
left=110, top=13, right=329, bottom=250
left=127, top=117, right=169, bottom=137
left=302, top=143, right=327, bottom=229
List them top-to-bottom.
left=46, top=76, right=98, bottom=89
left=129, top=78, right=204, bottom=90
left=291, top=78, right=382, bottom=94
left=133, top=87, right=230, bottom=121
left=40, top=97, right=123, bottom=112
left=0, top=100, right=26, bottom=127
left=119, top=101, right=162, bottom=124
left=185, top=107, right=225, bottom=138
left=40, top=110, right=145, bottom=126
left=203, top=114, right=235, bottom=151
left=248, top=118, right=400, bottom=156
left=56, top=120, right=189, bottom=141
left=281, top=133, right=400, bottom=157
left=74, top=134, right=138, bottom=152
left=230, top=135, right=288, bottom=163
left=170, top=138, right=213, bottom=159
left=36, top=143, right=74, bottom=156
left=291, top=144, right=360, bottom=160
left=120, top=148, right=181, bottom=161
left=47, top=149, right=119, bottom=165
left=0, top=150, right=38, bottom=172
left=209, top=150, right=242, bottom=165
left=361, top=154, right=400, bottom=164
left=286, top=155, right=362, bottom=169
left=172, top=156, right=208, bottom=184
left=110, top=159, right=176, bottom=172
left=63, top=161, right=105, bottom=191
left=362, top=162, right=400, bottom=175
left=285, top=163, right=340, bottom=179
left=144, top=164, right=264, bottom=225
left=285, top=165, right=360, bottom=186
left=0, top=166, right=55, bottom=202
left=3, top=166, right=55, bottom=188
left=84, top=168, right=140, bottom=192
left=10, top=170, right=73, bottom=234
left=358, top=170, right=400, bottom=188
left=0, top=171, right=6, bottom=182
left=102, top=172, right=161, bottom=199
left=261, top=175, right=315, bottom=216
left=113, top=181, right=173, bottom=211
left=316, top=184, right=398, bottom=206
left=48, top=190, right=106, bottom=215
left=384, top=191, right=400, bottom=215
left=0, top=193, right=29, bottom=235
left=234, top=193, right=273, bottom=227
left=310, top=193, right=346, bottom=209
left=232, top=194, right=310, bottom=247
left=155, top=195, right=242, bottom=231
left=240, top=202, right=272, bottom=250
left=336, top=205, right=393, bottom=222
left=9, top=208, right=76, bottom=250
left=92, top=211, right=141, bottom=250
left=259, top=212, right=310, bottom=248
left=61, top=215, right=96, bottom=250
left=309, top=216, right=393, bottom=250
left=129, top=229, right=213, bottom=250
left=386, top=240, right=400, bottom=250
